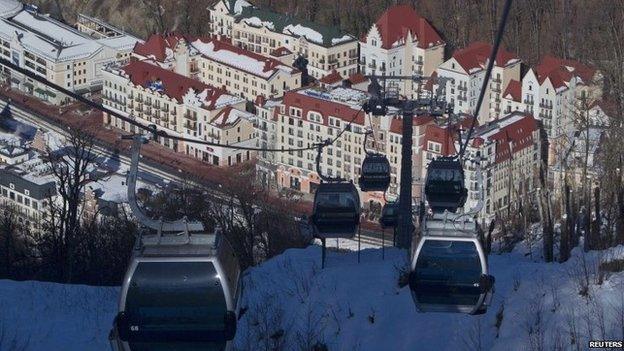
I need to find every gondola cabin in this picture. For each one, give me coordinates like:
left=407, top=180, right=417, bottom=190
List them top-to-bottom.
left=359, top=154, right=391, bottom=192
left=424, top=157, right=467, bottom=212
left=311, top=182, right=361, bottom=238
left=379, top=202, right=399, bottom=228
left=409, top=212, right=493, bottom=315
left=110, top=232, right=241, bottom=351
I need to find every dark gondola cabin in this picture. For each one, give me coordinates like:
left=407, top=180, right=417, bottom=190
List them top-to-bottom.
left=359, top=154, right=391, bottom=192
left=424, top=157, right=467, bottom=212
left=312, top=182, right=361, bottom=238
left=379, top=202, right=399, bottom=228
left=111, top=234, right=240, bottom=351
left=409, top=237, right=493, bottom=315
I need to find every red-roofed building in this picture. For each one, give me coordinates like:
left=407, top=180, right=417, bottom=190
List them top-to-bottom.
left=360, top=4, right=444, bottom=98
left=132, top=34, right=301, bottom=101
left=437, top=42, right=521, bottom=123
left=521, top=56, right=603, bottom=166
left=102, top=60, right=257, bottom=167
left=319, top=70, right=343, bottom=88
left=502, top=79, right=523, bottom=114
left=261, top=86, right=434, bottom=206
left=463, top=112, right=540, bottom=218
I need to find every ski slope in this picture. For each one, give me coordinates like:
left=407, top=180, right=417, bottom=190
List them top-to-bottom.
left=1, top=242, right=623, bottom=350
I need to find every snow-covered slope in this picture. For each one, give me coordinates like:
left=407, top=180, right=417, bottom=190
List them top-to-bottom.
left=2, top=243, right=623, bottom=350
left=0, top=280, right=118, bottom=350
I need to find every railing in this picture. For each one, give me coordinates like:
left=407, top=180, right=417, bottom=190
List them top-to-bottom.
left=458, top=85, right=468, bottom=91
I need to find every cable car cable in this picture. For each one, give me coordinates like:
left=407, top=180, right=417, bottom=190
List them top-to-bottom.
left=457, top=0, right=513, bottom=157
left=0, top=56, right=360, bottom=154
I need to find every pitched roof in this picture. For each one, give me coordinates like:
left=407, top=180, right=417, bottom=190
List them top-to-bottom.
left=370, top=4, right=443, bottom=49
left=133, top=33, right=185, bottom=62
left=191, top=37, right=297, bottom=79
left=451, top=42, right=519, bottom=73
left=270, top=46, right=292, bottom=57
left=535, top=56, right=597, bottom=89
left=540, top=56, right=597, bottom=83
left=121, top=60, right=233, bottom=108
left=319, top=70, right=343, bottom=85
left=347, top=73, right=369, bottom=85
left=503, top=79, right=521, bottom=102
left=282, top=89, right=365, bottom=127
left=210, top=105, right=253, bottom=128
left=473, top=112, right=538, bottom=164
left=389, top=114, right=435, bottom=134
left=422, top=124, right=456, bottom=156
left=0, top=168, right=56, bottom=200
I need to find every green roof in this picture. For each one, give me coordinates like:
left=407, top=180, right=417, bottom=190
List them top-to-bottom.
left=235, top=7, right=355, bottom=48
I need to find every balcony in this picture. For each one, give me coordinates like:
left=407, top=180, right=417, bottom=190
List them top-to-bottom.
left=415, top=58, right=424, bottom=65
left=492, top=77, right=502, bottom=84
left=457, top=85, right=468, bottom=91
left=491, top=86, right=501, bottom=93
left=457, top=95, right=468, bottom=102
left=523, top=98, right=534, bottom=104
left=539, top=102, right=553, bottom=109
left=185, top=121, right=197, bottom=130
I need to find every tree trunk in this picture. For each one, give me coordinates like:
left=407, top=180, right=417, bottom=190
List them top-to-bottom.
left=560, top=182, right=572, bottom=262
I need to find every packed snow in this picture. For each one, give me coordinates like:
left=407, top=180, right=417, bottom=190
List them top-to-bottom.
left=242, top=16, right=275, bottom=30
left=283, top=24, right=324, bottom=45
left=191, top=39, right=292, bottom=78
left=2, top=239, right=624, bottom=350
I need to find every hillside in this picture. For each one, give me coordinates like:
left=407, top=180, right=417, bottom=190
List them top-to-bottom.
left=2, top=240, right=623, bottom=350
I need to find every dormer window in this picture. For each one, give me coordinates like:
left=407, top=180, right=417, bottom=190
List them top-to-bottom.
left=372, top=39, right=377, bottom=47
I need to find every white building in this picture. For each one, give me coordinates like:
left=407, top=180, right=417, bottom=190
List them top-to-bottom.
left=208, top=0, right=358, bottom=80
left=0, top=1, right=141, bottom=103
left=359, top=4, right=445, bottom=98
left=436, top=42, right=521, bottom=123
left=521, top=56, right=602, bottom=166
left=463, top=112, right=540, bottom=219
left=0, top=160, right=57, bottom=229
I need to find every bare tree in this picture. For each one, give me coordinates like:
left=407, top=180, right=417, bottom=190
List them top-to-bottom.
left=37, top=126, right=98, bottom=283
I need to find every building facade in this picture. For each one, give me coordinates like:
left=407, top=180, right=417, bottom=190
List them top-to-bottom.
left=208, top=0, right=358, bottom=80
left=0, top=2, right=140, bottom=103
left=359, top=4, right=445, bottom=98
left=133, top=34, right=301, bottom=101
left=436, top=42, right=521, bottom=123
left=102, top=60, right=257, bottom=166
left=257, top=86, right=435, bottom=207
left=464, top=112, right=540, bottom=220
left=0, top=167, right=56, bottom=229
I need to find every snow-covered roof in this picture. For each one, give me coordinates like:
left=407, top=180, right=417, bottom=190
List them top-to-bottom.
left=0, top=0, right=20, bottom=19
left=224, top=0, right=252, bottom=15
left=235, top=6, right=355, bottom=48
left=0, top=9, right=113, bottom=62
left=96, top=34, right=142, bottom=52
left=191, top=38, right=296, bottom=79
left=118, top=60, right=244, bottom=109
left=210, top=106, right=254, bottom=128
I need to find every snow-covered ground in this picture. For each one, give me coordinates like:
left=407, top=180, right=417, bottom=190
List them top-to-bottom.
left=2, top=242, right=624, bottom=350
